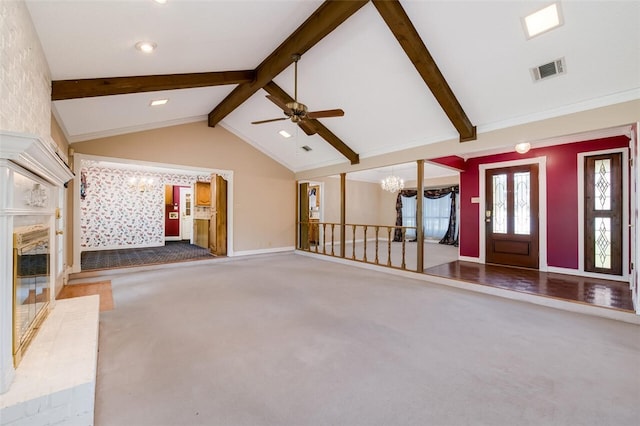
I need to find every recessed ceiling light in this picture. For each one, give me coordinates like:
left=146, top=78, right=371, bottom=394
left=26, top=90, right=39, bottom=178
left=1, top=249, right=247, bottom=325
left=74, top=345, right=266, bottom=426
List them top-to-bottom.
left=153, top=0, right=168, bottom=4
left=523, top=3, right=563, bottom=39
left=135, top=41, right=157, bottom=53
left=150, top=99, right=168, bottom=106
left=278, top=130, right=292, bottom=138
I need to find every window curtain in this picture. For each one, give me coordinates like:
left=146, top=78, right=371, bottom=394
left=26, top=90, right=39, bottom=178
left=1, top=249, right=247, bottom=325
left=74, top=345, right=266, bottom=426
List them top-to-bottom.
left=394, top=186, right=459, bottom=246
left=401, top=195, right=417, bottom=240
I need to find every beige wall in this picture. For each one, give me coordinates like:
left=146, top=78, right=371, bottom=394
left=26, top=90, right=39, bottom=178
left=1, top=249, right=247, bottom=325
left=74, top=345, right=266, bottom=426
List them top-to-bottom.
left=295, top=100, right=640, bottom=181
left=71, top=121, right=296, bottom=253
left=314, top=175, right=459, bottom=229
left=309, top=177, right=398, bottom=242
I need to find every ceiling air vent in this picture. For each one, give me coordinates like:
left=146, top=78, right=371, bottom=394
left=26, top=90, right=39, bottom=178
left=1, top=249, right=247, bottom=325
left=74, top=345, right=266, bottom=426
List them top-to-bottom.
left=531, top=57, right=566, bottom=82
left=301, top=145, right=312, bottom=152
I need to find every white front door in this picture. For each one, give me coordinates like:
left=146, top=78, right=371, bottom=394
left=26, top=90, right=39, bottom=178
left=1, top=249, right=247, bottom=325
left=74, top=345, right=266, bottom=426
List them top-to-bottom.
left=179, top=187, right=193, bottom=241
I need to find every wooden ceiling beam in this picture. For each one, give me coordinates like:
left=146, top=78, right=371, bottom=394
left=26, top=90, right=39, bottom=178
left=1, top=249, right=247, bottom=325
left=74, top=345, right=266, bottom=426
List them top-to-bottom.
left=208, top=0, right=369, bottom=127
left=372, top=0, right=477, bottom=142
left=51, top=70, right=255, bottom=101
left=264, top=82, right=359, bottom=165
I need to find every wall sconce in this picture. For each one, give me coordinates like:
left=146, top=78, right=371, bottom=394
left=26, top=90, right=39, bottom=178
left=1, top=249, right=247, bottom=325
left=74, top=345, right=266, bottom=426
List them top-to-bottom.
left=515, top=142, right=531, bottom=154
left=129, top=176, right=154, bottom=192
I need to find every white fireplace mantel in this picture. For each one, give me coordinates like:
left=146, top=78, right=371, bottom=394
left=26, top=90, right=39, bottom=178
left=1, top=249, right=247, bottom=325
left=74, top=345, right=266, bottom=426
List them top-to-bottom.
left=0, top=130, right=74, bottom=395
left=0, top=131, right=74, bottom=187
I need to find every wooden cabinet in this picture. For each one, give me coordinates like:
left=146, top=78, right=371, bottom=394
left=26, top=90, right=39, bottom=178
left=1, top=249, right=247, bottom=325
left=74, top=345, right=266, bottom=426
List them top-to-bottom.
left=195, top=182, right=211, bottom=206
left=194, top=219, right=209, bottom=248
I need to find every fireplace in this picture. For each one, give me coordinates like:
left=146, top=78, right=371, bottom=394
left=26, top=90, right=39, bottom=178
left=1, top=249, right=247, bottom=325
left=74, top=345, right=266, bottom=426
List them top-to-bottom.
left=0, top=131, right=74, bottom=394
left=12, top=224, right=50, bottom=367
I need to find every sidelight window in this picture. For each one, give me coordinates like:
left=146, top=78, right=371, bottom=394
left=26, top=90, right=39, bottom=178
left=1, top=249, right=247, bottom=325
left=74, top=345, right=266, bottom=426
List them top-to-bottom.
left=492, top=174, right=507, bottom=234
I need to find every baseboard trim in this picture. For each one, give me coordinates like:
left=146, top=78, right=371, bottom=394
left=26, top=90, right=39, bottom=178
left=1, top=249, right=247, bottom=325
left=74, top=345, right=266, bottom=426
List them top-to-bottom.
left=232, top=246, right=295, bottom=257
left=458, top=256, right=480, bottom=263
left=546, top=266, right=629, bottom=283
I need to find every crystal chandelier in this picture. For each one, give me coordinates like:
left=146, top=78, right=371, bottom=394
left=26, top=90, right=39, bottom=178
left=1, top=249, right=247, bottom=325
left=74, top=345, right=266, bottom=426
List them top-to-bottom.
left=381, top=174, right=404, bottom=193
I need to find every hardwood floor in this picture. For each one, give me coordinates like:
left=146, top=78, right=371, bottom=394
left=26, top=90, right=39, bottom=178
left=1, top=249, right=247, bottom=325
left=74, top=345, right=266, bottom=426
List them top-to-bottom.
left=424, top=261, right=634, bottom=312
left=57, top=281, right=114, bottom=312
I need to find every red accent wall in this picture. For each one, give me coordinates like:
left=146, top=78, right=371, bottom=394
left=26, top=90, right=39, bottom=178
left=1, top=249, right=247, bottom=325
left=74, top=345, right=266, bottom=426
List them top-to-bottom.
left=459, top=136, right=629, bottom=269
left=427, top=155, right=466, bottom=171
left=164, top=185, right=181, bottom=237
left=165, top=204, right=180, bottom=236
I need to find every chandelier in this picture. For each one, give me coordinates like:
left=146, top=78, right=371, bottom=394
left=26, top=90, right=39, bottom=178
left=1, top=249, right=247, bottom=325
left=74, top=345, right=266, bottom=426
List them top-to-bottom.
left=381, top=174, right=404, bottom=193
left=128, top=176, right=155, bottom=192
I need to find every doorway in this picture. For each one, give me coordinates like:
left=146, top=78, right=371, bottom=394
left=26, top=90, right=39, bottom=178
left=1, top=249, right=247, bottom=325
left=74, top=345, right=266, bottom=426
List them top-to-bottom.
left=485, top=163, right=540, bottom=269
left=297, top=181, right=323, bottom=249
left=179, top=187, right=192, bottom=241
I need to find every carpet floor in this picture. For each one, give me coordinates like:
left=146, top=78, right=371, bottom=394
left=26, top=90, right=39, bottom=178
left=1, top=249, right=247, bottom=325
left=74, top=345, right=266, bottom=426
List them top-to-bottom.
left=81, top=241, right=213, bottom=271
left=95, top=253, right=639, bottom=426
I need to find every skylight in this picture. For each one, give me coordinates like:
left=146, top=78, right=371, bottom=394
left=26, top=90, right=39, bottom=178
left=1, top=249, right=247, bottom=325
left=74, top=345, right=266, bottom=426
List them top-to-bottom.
left=523, top=3, right=563, bottom=39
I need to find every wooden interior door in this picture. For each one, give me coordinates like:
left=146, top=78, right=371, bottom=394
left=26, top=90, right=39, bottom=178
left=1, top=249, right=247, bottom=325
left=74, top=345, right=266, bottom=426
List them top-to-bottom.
left=584, top=153, right=622, bottom=275
left=485, top=164, right=539, bottom=269
left=209, top=174, right=227, bottom=256
left=299, top=182, right=309, bottom=249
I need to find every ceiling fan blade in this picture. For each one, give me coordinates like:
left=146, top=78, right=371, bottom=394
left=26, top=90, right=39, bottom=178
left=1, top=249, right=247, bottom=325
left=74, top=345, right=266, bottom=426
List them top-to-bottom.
left=266, top=95, right=293, bottom=114
left=306, top=109, right=345, bottom=119
left=251, top=117, right=288, bottom=125
left=298, top=120, right=317, bottom=136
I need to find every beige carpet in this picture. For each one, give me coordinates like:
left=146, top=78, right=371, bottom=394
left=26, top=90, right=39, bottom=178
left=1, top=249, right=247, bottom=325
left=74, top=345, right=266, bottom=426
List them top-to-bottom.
left=95, top=253, right=639, bottom=425
left=57, top=281, right=114, bottom=312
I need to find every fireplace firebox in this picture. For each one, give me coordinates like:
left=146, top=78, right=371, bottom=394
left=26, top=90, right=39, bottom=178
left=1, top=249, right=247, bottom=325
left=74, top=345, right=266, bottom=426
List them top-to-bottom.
left=12, top=224, right=50, bottom=367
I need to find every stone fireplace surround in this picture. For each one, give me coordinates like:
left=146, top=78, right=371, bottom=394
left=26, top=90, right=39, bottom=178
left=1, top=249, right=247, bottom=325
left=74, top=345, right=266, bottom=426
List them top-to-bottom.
left=0, top=131, right=99, bottom=425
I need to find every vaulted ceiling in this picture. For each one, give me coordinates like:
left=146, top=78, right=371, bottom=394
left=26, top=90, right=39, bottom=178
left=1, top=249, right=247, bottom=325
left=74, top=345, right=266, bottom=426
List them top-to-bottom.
left=26, top=0, right=640, bottom=175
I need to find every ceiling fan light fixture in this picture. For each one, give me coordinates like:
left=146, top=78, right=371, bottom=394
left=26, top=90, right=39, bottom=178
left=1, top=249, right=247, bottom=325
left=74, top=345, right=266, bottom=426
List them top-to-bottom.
left=135, top=41, right=157, bottom=53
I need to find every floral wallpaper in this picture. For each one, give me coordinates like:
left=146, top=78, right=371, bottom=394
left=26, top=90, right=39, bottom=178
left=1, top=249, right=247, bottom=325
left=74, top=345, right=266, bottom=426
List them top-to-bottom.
left=80, top=160, right=211, bottom=249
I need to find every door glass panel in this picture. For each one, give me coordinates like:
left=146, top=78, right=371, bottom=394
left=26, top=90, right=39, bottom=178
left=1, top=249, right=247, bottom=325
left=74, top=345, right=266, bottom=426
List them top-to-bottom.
left=594, top=159, right=611, bottom=210
left=514, top=171, right=531, bottom=235
left=492, top=174, right=507, bottom=234
left=594, top=217, right=611, bottom=268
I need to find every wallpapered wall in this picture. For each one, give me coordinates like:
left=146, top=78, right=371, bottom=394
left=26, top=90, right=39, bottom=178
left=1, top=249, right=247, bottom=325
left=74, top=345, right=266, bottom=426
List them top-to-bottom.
left=80, top=161, right=210, bottom=250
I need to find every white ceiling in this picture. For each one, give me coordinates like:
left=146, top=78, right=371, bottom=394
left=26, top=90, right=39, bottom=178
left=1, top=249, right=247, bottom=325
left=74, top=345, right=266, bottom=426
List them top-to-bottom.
left=26, top=0, right=640, bottom=175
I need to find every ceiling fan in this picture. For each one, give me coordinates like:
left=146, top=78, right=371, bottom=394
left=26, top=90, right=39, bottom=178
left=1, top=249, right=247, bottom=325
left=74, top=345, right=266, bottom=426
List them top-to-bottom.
left=251, top=54, right=345, bottom=128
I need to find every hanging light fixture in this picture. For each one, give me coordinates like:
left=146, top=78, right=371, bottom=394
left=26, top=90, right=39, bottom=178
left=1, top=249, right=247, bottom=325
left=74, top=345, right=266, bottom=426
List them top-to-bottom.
left=380, top=167, right=404, bottom=193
